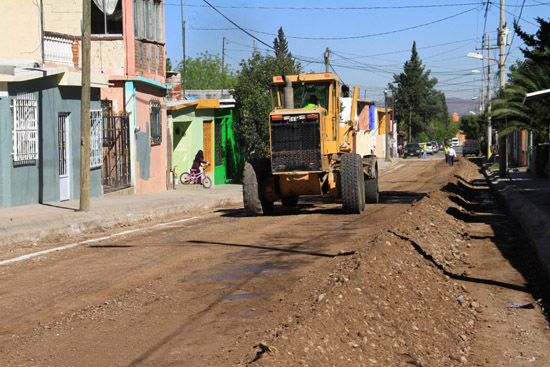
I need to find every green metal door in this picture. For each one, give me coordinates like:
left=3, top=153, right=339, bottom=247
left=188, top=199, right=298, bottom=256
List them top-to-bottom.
left=214, top=119, right=226, bottom=185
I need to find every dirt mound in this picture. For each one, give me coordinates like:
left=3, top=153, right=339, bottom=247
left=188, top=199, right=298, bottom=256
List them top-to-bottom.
left=231, top=160, right=487, bottom=366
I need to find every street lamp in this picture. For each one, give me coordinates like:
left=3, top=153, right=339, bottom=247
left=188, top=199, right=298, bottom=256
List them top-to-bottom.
left=468, top=33, right=507, bottom=178
left=467, top=49, right=501, bottom=161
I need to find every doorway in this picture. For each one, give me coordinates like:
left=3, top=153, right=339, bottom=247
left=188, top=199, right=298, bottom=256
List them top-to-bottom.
left=58, top=113, right=70, bottom=201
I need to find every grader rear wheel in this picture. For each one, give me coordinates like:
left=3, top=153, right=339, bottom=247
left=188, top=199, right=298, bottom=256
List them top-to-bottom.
left=341, top=153, right=364, bottom=214
left=243, top=160, right=274, bottom=216
left=364, top=168, right=379, bottom=204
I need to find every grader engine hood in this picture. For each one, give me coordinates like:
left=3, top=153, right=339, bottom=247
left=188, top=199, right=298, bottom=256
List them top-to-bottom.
left=270, top=110, right=323, bottom=173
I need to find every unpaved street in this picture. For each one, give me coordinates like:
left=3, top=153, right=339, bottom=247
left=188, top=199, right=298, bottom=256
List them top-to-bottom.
left=0, top=158, right=548, bottom=366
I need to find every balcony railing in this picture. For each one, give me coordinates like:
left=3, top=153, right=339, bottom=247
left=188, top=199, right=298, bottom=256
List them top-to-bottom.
left=44, top=34, right=75, bottom=66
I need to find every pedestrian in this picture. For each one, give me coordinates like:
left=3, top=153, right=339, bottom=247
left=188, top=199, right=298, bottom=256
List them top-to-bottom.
left=422, top=143, right=428, bottom=159
left=444, top=143, right=449, bottom=163
left=448, top=145, right=456, bottom=167
left=191, top=150, right=209, bottom=184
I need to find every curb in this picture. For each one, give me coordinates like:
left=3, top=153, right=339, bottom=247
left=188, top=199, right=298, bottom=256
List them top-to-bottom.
left=482, top=166, right=550, bottom=284
left=1, top=191, right=243, bottom=246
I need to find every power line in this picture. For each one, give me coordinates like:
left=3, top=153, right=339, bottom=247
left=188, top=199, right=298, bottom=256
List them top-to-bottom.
left=202, top=0, right=273, bottom=50
left=168, top=2, right=482, bottom=10
left=190, top=8, right=477, bottom=41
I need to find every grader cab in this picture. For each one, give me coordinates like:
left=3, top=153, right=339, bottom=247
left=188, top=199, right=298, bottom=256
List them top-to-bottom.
left=243, top=73, right=378, bottom=215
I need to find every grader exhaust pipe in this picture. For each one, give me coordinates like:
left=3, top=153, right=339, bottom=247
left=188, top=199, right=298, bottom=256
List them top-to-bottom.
left=282, top=75, right=294, bottom=109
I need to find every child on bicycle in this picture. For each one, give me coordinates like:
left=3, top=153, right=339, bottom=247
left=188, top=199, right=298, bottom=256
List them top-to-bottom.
left=191, top=150, right=209, bottom=184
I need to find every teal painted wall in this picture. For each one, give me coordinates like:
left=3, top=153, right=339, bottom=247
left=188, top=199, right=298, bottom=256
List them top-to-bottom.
left=0, top=76, right=102, bottom=207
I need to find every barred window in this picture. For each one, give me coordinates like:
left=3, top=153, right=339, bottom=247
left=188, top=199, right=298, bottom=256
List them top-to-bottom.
left=11, top=92, right=38, bottom=162
left=101, top=100, right=114, bottom=145
left=150, top=100, right=162, bottom=145
left=90, top=110, right=103, bottom=168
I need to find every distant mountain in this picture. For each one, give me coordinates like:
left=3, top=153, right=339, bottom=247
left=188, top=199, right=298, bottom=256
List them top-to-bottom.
left=446, top=97, right=480, bottom=118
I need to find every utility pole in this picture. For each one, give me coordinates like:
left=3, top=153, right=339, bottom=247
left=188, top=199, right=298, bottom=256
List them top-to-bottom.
left=79, top=0, right=91, bottom=212
left=180, top=0, right=186, bottom=99
left=498, top=0, right=507, bottom=177
left=487, top=34, right=492, bottom=160
left=480, top=35, right=485, bottom=113
left=221, top=37, right=226, bottom=94
left=324, top=47, right=330, bottom=73
left=384, top=89, right=391, bottom=162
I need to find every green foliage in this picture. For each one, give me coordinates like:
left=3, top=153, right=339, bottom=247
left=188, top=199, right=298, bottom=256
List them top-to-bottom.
left=491, top=18, right=550, bottom=142
left=232, top=28, right=301, bottom=159
left=389, top=42, right=449, bottom=142
left=176, top=51, right=237, bottom=90
left=166, top=57, right=173, bottom=72
left=460, top=114, right=486, bottom=142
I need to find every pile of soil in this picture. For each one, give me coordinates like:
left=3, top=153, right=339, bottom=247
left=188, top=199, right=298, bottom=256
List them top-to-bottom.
left=217, top=159, right=547, bottom=366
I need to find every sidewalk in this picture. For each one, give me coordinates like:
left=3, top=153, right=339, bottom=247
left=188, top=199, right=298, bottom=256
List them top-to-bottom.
left=483, top=164, right=550, bottom=282
left=0, top=184, right=244, bottom=246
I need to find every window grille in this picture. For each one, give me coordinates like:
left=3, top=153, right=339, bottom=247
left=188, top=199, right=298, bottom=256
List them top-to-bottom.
left=11, top=92, right=38, bottom=161
left=101, top=100, right=114, bottom=145
left=150, top=100, right=162, bottom=145
left=90, top=110, right=103, bottom=168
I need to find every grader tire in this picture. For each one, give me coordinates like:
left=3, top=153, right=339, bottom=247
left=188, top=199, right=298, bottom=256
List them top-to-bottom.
left=341, top=153, right=364, bottom=214
left=243, top=160, right=274, bottom=216
left=364, top=165, right=379, bottom=204
left=364, top=176, right=379, bottom=203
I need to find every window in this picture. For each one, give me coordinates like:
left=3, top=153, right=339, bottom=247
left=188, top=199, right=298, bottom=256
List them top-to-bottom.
left=91, top=0, right=123, bottom=35
left=134, top=0, right=164, bottom=42
left=11, top=92, right=38, bottom=162
left=101, top=100, right=114, bottom=145
left=150, top=100, right=162, bottom=145
left=90, top=110, right=103, bottom=168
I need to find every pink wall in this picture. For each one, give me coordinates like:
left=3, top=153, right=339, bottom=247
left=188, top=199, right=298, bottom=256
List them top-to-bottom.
left=134, top=83, right=167, bottom=193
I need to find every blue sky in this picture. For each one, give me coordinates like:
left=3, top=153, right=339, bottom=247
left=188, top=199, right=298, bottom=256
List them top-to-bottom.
left=164, top=1, right=548, bottom=101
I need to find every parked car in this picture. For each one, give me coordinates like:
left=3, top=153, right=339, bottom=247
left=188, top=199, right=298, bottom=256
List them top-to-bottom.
left=451, top=137, right=460, bottom=147
left=463, top=140, right=481, bottom=156
left=431, top=141, right=439, bottom=153
left=421, top=142, right=434, bottom=154
left=403, top=143, right=422, bottom=159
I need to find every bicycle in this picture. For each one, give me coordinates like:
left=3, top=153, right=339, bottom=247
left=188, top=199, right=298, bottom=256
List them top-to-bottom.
left=179, top=163, right=212, bottom=188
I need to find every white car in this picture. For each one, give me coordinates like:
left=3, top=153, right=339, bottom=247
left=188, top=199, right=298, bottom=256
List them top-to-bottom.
left=451, top=138, right=460, bottom=147
left=421, top=142, right=434, bottom=154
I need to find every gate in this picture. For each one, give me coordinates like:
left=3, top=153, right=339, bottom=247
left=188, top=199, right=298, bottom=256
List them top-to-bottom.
left=102, top=114, right=131, bottom=192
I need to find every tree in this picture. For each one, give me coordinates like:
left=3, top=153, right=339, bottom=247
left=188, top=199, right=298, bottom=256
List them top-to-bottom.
left=492, top=18, right=550, bottom=141
left=273, top=27, right=301, bottom=76
left=232, top=28, right=301, bottom=158
left=389, top=42, right=449, bottom=142
left=176, top=51, right=237, bottom=90
left=166, top=57, right=173, bottom=72
left=460, top=114, right=486, bottom=142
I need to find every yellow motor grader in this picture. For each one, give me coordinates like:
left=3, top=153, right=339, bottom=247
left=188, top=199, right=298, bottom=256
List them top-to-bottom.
left=243, top=72, right=378, bottom=215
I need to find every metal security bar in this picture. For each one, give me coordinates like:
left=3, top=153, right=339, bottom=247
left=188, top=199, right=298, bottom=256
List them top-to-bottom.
left=11, top=93, right=38, bottom=161
left=150, top=100, right=162, bottom=145
left=90, top=110, right=103, bottom=168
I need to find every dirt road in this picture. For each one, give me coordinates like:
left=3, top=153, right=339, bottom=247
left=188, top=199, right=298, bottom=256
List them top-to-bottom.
left=0, top=158, right=548, bottom=366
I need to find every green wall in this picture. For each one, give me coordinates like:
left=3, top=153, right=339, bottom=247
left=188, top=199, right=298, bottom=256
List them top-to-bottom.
left=171, top=106, right=214, bottom=179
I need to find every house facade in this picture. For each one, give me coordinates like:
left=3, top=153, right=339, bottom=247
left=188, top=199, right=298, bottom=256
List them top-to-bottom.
left=0, top=0, right=111, bottom=207
left=2, top=0, right=170, bottom=197
left=167, top=89, right=244, bottom=185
